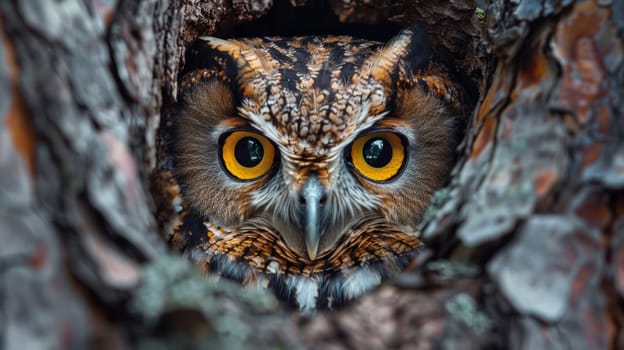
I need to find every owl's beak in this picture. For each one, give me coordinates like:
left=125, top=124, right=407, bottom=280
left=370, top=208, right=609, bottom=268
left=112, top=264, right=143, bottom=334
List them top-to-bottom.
left=300, top=176, right=325, bottom=261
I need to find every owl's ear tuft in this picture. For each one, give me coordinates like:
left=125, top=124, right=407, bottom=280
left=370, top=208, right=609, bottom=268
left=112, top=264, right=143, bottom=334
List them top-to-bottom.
left=368, top=25, right=430, bottom=83
left=391, top=26, right=431, bottom=72
left=192, top=36, right=273, bottom=76
left=183, top=37, right=240, bottom=84
left=184, top=37, right=273, bottom=101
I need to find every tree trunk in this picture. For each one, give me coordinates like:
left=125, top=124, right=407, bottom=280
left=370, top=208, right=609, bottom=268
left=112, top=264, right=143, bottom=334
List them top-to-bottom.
left=0, top=0, right=622, bottom=349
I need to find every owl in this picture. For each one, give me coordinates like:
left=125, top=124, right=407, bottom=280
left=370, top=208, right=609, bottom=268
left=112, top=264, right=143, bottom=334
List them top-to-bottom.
left=167, top=27, right=460, bottom=312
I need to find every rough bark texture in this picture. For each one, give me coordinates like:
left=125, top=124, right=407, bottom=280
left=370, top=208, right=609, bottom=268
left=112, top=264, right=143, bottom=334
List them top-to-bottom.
left=0, top=0, right=622, bottom=349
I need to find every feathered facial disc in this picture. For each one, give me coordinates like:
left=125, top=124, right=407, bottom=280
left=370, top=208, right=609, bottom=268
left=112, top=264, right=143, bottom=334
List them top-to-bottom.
left=169, top=27, right=460, bottom=312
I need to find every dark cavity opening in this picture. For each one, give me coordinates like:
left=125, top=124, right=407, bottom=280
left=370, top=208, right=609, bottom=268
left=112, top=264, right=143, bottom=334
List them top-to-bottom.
left=219, top=1, right=401, bottom=42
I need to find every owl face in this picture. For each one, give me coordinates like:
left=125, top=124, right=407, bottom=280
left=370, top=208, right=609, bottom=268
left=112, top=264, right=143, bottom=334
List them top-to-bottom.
left=170, top=28, right=458, bottom=311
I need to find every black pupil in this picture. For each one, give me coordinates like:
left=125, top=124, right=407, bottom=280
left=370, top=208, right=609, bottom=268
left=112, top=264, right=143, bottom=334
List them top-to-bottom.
left=235, top=137, right=264, bottom=167
left=363, top=137, right=392, bottom=168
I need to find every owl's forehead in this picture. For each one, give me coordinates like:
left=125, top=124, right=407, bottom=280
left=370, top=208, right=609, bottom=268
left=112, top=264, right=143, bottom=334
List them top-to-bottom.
left=241, top=36, right=383, bottom=72
left=224, top=37, right=407, bottom=154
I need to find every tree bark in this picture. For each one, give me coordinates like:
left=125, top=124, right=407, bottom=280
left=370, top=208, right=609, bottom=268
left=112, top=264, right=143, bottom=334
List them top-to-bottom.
left=0, top=0, right=622, bottom=349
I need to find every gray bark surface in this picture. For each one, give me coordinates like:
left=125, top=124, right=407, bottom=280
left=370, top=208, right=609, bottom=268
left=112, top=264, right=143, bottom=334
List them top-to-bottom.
left=0, top=0, right=622, bottom=349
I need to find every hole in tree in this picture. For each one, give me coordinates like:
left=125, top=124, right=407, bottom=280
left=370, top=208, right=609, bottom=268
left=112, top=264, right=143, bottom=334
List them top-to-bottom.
left=218, top=1, right=401, bottom=41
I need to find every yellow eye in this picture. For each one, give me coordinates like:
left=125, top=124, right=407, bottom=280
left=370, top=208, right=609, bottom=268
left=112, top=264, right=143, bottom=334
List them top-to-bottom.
left=220, top=130, right=275, bottom=180
left=349, top=131, right=406, bottom=182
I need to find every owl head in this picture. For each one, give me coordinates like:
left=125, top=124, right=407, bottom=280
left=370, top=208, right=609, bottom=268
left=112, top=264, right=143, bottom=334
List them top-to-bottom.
left=169, top=27, right=460, bottom=311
